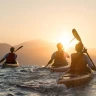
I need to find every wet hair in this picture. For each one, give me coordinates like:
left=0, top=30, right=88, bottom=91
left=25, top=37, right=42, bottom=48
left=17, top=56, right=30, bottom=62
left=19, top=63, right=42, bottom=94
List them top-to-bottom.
left=75, top=42, right=83, bottom=52
left=57, top=43, right=63, bottom=49
left=10, top=47, right=15, bottom=52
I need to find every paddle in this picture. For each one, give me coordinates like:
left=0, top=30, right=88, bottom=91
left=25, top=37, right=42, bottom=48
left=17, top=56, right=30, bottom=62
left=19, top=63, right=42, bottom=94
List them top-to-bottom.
left=72, top=29, right=96, bottom=69
left=45, top=38, right=75, bottom=68
left=69, top=38, right=75, bottom=44
left=15, top=46, right=23, bottom=52
left=44, top=60, right=52, bottom=68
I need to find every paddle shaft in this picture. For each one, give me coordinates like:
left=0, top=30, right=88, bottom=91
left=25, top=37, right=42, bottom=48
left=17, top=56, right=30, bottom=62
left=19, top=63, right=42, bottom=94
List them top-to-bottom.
left=69, top=38, right=75, bottom=44
left=15, top=46, right=23, bottom=52
left=45, top=60, right=52, bottom=68
left=44, top=63, right=49, bottom=68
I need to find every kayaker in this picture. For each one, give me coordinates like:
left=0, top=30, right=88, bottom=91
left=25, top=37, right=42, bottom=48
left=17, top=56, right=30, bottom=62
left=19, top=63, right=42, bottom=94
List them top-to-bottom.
left=68, top=42, right=96, bottom=74
left=45, top=43, right=70, bottom=68
left=0, top=47, right=17, bottom=64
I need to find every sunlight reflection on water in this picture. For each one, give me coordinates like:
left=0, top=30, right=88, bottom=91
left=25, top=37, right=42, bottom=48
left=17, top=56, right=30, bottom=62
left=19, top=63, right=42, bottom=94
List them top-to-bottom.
left=0, top=66, right=96, bottom=96
left=30, top=93, right=41, bottom=96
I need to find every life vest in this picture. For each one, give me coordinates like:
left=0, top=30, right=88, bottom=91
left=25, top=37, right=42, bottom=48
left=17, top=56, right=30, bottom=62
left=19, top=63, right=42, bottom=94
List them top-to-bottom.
left=53, top=50, right=67, bottom=67
left=6, top=53, right=16, bottom=63
left=70, top=53, right=88, bottom=73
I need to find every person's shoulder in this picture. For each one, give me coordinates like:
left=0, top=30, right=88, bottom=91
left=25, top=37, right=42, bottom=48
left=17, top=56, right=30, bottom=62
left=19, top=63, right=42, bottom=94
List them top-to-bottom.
left=63, top=50, right=67, bottom=54
left=52, top=51, right=56, bottom=55
left=54, top=51, right=57, bottom=53
left=4, top=53, right=9, bottom=58
left=5, top=53, right=10, bottom=56
left=13, top=53, right=17, bottom=56
left=14, top=53, right=17, bottom=56
left=71, top=53, right=76, bottom=56
left=71, top=53, right=76, bottom=55
left=83, top=53, right=88, bottom=58
left=83, top=53, right=87, bottom=56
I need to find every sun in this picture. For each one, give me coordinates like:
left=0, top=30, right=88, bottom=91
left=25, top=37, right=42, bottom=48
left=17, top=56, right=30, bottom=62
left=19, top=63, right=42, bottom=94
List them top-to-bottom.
left=56, top=33, right=78, bottom=51
left=57, top=36, right=69, bottom=47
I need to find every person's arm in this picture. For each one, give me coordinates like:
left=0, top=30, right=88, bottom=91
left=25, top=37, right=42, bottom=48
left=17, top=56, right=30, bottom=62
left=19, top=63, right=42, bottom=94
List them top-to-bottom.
left=83, top=49, right=96, bottom=71
left=45, top=52, right=56, bottom=67
left=64, top=52, right=70, bottom=58
left=0, top=54, right=8, bottom=63
left=15, top=54, right=17, bottom=59
left=66, top=54, right=73, bottom=73
left=84, top=54, right=96, bottom=71
left=0, top=58, right=5, bottom=63
left=45, top=60, right=53, bottom=67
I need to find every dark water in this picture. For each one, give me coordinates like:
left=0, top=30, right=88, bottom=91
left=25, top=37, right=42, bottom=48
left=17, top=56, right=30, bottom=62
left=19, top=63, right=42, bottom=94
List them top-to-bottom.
left=0, top=65, right=96, bottom=96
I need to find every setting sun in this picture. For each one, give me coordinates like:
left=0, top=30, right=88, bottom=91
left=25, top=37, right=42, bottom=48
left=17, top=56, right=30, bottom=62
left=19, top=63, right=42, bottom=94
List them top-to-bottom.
left=56, top=32, right=78, bottom=50
left=57, top=36, right=71, bottom=49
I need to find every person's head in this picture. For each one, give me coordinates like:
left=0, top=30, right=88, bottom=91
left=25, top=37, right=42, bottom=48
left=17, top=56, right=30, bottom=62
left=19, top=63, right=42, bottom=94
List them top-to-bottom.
left=75, top=42, right=83, bottom=52
left=57, top=43, right=63, bottom=50
left=10, top=47, right=15, bottom=53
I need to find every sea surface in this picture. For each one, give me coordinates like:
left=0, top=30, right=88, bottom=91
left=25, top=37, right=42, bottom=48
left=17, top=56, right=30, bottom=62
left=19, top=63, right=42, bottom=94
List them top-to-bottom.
left=0, top=65, right=96, bottom=96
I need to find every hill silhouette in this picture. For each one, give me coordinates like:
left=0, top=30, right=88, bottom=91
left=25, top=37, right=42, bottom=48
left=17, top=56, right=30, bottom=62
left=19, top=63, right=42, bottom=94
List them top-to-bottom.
left=0, top=40, right=96, bottom=66
left=0, top=40, right=56, bottom=66
left=15, top=40, right=56, bottom=65
left=0, top=43, right=11, bottom=59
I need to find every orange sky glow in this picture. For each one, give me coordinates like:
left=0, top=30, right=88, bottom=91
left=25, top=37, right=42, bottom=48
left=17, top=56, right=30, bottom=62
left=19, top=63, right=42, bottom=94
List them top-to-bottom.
left=0, top=0, right=96, bottom=48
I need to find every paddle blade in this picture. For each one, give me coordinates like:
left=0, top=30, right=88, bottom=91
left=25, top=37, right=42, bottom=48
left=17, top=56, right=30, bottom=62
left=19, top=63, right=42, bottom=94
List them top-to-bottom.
left=72, top=29, right=82, bottom=42
left=15, top=46, right=23, bottom=52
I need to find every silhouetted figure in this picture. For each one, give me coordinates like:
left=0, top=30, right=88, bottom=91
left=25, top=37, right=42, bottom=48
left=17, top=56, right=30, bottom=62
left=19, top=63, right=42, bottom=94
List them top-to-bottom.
left=68, top=42, right=95, bottom=74
left=46, top=43, right=69, bottom=68
left=0, top=47, right=17, bottom=64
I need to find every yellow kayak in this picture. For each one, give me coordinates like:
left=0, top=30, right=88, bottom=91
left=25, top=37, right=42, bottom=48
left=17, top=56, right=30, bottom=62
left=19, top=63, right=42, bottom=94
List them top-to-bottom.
left=2, top=62, right=19, bottom=68
left=50, top=65, right=70, bottom=72
left=58, top=72, right=92, bottom=87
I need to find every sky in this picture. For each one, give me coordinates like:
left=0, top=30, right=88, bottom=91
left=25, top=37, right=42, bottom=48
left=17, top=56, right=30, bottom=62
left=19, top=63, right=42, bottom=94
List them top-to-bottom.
left=0, top=0, right=96, bottom=48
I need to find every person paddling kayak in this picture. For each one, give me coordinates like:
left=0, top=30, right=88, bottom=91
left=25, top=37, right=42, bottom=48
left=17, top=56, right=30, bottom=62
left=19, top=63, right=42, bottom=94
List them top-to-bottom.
left=68, top=42, right=96, bottom=74
left=45, top=43, right=70, bottom=68
left=0, top=47, right=17, bottom=64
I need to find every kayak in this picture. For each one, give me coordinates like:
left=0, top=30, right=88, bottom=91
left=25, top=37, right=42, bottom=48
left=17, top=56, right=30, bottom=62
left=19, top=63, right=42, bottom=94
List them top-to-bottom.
left=2, top=62, right=19, bottom=68
left=50, top=65, right=70, bottom=72
left=58, top=72, right=92, bottom=87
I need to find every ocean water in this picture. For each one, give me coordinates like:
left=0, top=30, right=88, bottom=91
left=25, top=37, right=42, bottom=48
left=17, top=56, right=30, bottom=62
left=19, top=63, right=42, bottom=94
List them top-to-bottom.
left=0, top=66, right=96, bottom=96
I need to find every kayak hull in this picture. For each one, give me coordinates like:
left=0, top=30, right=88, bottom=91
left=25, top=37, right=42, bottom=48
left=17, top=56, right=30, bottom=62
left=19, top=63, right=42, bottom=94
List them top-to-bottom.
left=2, top=62, right=19, bottom=68
left=50, top=65, right=70, bottom=72
left=58, top=73, right=92, bottom=87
